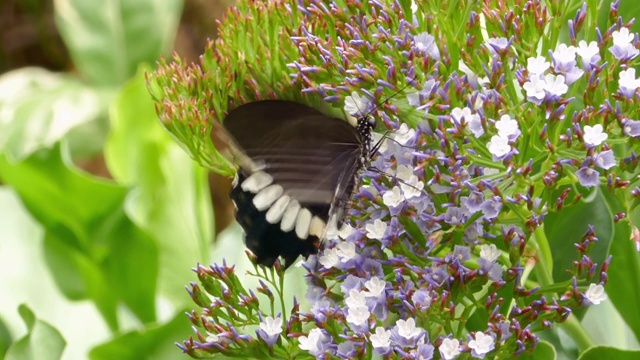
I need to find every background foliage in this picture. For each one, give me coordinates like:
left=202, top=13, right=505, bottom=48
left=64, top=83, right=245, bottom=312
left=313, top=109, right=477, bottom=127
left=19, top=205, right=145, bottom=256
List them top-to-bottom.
left=1, top=0, right=640, bottom=359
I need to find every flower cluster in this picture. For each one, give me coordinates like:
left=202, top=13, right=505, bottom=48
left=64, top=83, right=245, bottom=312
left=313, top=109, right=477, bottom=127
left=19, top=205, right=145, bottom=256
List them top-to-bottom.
left=151, top=0, right=639, bottom=359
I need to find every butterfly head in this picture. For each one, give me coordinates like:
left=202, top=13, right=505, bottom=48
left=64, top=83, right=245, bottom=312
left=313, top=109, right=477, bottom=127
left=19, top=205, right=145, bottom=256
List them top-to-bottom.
left=357, top=115, right=376, bottom=135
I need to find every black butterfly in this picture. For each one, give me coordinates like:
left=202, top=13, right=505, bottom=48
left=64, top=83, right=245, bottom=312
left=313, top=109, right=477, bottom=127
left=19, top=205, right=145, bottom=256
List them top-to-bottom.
left=214, top=100, right=375, bottom=268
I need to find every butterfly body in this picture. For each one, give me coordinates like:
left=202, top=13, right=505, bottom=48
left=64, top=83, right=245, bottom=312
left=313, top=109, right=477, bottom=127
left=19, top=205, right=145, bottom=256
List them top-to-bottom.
left=219, top=100, right=374, bottom=267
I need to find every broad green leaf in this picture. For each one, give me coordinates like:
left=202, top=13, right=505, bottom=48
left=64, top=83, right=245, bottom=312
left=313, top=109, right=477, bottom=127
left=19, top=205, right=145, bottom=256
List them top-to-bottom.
left=53, top=0, right=182, bottom=86
left=0, top=68, right=109, bottom=162
left=105, top=68, right=212, bottom=305
left=0, top=145, right=158, bottom=329
left=543, top=188, right=613, bottom=283
left=607, top=220, right=640, bottom=343
left=4, top=305, right=66, bottom=360
left=89, top=312, right=191, bottom=360
left=0, top=315, right=12, bottom=358
left=518, top=340, right=556, bottom=360
left=578, top=346, right=640, bottom=360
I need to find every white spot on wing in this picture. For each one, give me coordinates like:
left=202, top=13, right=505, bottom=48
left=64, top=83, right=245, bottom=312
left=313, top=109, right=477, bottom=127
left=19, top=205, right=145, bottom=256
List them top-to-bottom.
left=241, top=171, right=273, bottom=193
left=232, top=173, right=239, bottom=187
left=252, top=184, right=283, bottom=211
left=265, top=195, right=291, bottom=224
left=281, top=200, right=300, bottom=232
left=295, top=208, right=312, bottom=240
left=309, top=216, right=326, bottom=238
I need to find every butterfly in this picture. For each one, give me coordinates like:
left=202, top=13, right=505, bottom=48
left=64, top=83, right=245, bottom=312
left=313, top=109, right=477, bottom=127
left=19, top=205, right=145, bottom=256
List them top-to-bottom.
left=213, top=100, right=376, bottom=268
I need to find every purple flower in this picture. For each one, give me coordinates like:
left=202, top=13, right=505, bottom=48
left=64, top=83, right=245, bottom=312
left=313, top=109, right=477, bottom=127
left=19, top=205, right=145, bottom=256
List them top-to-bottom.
left=413, top=32, right=440, bottom=60
left=485, top=37, right=510, bottom=56
left=407, top=79, right=437, bottom=109
left=623, top=119, right=640, bottom=137
left=593, top=150, right=616, bottom=170
left=576, top=167, right=600, bottom=187
left=480, top=196, right=503, bottom=220
left=444, top=207, right=466, bottom=226
left=453, top=245, right=471, bottom=262
left=411, top=289, right=432, bottom=310
left=336, top=341, right=358, bottom=359
left=414, top=343, right=435, bottom=359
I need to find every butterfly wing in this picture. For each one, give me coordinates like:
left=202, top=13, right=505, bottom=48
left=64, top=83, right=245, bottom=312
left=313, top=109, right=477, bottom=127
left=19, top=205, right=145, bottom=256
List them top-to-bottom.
left=216, top=100, right=363, bottom=267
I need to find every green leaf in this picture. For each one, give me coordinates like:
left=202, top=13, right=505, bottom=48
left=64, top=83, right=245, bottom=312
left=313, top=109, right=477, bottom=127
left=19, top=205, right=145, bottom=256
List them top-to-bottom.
left=53, top=0, right=182, bottom=86
left=104, top=67, right=212, bottom=305
left=0, top=68, right=109, bottom=162
left=0, top=144, right=159, bottom=329
left=543, top=188, right=613, bottom=283
left=607, top=220, right=640, bottom=343
left=5, top=305, right=66, bottom=360
left=88, top=312, right=191, bottom=360
left=0, top=315, right=12, bottom=358
left=518, top=340, right=557, bottom=360
left=578, top=346, right=640, bottom=360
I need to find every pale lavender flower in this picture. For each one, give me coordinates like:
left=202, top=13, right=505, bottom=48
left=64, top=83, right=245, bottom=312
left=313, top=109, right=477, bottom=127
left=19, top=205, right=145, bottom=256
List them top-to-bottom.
left=609, top=27, right=639, bottom=61
left=414, top=32, right=440, bottom=60
left=485, top=37, right=510, bottom=56
left=618, top=68, right=640, bottom=98
left=407, top=79, right=437, bottom=108
left=623, top=119, right=640, bottom=137
left=583, top=124, right=608, bottom=147
left=593, top=150, right=616, bottom=170
left=576, top=167, right=600, bottom=187
left=464, top=191, right=485, bottom=213
left=480, top=197, right=503, bottom=220
left=444, top=207, right=466, bottom=226
left=453, top=245, right=471, bottom=262
left=584, top=283, right=607, bottom=305
left=411, top=289, right=432, bottom=310
left=257, top=315, right=283, bottom=347
left=298, top=328, right=334, bottom=357
left=468, top=332, right=495, bottom=358
left=439, top=338, right=461, bottom=360
left=337, top=342, right=357, bottom=359
left=415, top=343, right=435, bottom=359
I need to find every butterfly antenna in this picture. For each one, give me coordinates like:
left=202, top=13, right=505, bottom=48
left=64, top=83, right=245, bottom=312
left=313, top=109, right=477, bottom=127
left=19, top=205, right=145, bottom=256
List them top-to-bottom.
left=364, top=76, right=418, bottom=118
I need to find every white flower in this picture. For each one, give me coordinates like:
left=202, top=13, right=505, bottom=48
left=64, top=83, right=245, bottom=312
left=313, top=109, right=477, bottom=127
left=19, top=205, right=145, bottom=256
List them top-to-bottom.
left=612, top=27, right=635, bottom=47
left=576, top=40, right=599, bottom=63
left=552, top=43, right=577, bottom=63
left=526, top=56, right=550, bottom=76
left=619, top=68, right=640, bottom=92
left=543, top=74, right=568, bottom=96
left=523, top=76, right=546, bottom=102
left=344, top=91, right=369, bottom=115
left=450, top=106, right=473, bottom=125
left=495, top=114, right=520, bottom=140
left=394, top=123, right=416, bottom=145
left=583, top=124, right=608, bottom=147
left=487, top=135, right=510, bottom=159
left=396, top=165, right=414, bottom=182
left=400, top=175, right=425, bottom=199
left=383, top=186, right=405, bottom=208
left=365, top=219, right=388, bottom=240
left=338, top=223, right=355, bottom=239
left=336, top=241, right=357, bottom=262
left=479, top=244, right=500, bottom=263
left=318, top=247, right=340, bottom=268
left=364, top=277, right=386, bottom=297
left=585, top=283, right=607, bottom=305
left=345, top=289, right=368, bottom=308
left=346, top=305, right=370, bottom=326
left=260, top=316, right=283, bottom=337
left=396, top=318, right=422, bottom=340
left=370, top=327, right=391, bottom=348
left=298, top=328, right=324, bottom=353
left=205, top=332, right=219, bottom=343
left=468, top=332, right=495, bottom=356
left=439, top=338, right=461, bottom=360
